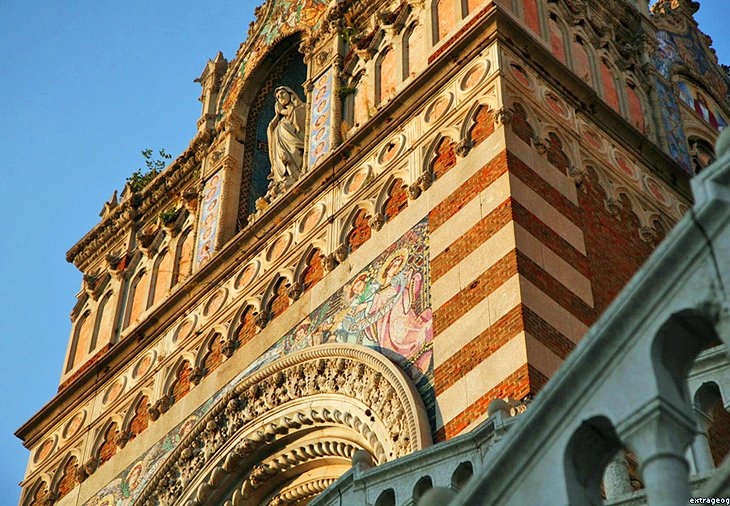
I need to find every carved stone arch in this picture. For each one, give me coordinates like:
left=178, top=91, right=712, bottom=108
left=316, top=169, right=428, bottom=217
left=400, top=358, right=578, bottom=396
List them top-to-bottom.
left=461, top=97, right=498, bottom=150
left=508, top=100, right=537, bottom=146
left=540, top=128, right=575, bottom=174
left=422, top=130, right=455, bottom=166
left=374, top=171, right=410, bottom=215
left=339, top=202, right=375, bottom=256
left=646, top=210, right=672, bottom=232
left=292, top=241, right=328, bottom=297
left=260, top=273, right=295, bottom=323
left=229, top=299, right=262, bottom=348
left=651, top=309, right=721, bottom=411
left=195, top=325, right=230, bottom=375
left=136, top=344, right=432, bottom=505
left=163, top=353, right=197, bottom=402
left=121, top=388, right=154, bottom=433
left=91, top=415, right=123, bottom=461
left=49, top=451, right=82, bottom=500
left=21, top=475, right=52, bottom=506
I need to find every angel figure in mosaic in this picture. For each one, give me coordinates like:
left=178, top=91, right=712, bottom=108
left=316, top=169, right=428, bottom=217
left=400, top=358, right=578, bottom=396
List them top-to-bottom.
left=268, top=86, right=306, bottom=192
left=366, top=249, right=433, bottom=372
left=336, top=272, right=380, bottom=345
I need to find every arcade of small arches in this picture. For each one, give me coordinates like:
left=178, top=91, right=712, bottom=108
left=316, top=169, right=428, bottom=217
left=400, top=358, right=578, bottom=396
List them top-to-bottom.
left=64, top=212, right=197, bottom=378
left=23, top=346, right=433, bottom=506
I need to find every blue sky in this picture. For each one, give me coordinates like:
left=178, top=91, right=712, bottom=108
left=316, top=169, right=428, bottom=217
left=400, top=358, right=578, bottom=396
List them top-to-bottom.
left=1, top=0, right=728, bottom=502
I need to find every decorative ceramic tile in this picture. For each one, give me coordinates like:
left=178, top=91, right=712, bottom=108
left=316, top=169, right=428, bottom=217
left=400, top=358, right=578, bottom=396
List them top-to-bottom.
left=309, top=68, right=335, bottom=167
left=194, top=171, right=223, bottom=268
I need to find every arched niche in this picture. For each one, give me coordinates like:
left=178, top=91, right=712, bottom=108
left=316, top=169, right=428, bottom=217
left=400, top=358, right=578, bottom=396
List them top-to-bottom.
left=234, top=33, right=308, bottom=229
left=137, top=344, right=432, bottom=505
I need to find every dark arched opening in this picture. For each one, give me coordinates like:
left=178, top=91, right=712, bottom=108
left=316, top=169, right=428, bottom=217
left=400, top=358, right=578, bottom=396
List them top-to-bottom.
left=236, top=34, right=308, bottom=229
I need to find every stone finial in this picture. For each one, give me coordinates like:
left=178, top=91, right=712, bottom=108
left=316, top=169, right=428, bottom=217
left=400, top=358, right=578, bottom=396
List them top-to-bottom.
left=99, top=190, right=118, bottom=219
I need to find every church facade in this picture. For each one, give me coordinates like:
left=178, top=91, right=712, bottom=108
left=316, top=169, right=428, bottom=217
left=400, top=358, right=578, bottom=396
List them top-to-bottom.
left=15, top=0, right=730, bottom=505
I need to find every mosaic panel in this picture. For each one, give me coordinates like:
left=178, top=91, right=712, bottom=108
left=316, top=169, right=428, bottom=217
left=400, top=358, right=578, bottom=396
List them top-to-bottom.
left=222, top=0, right=327, bottom=111
left=654, top=31, right=728, bottom=96
left=309, top=68, right=335, bottom=167
left=653, top=76, right=692, bottom=173
left=676, top=79, right=728, bottom=130
left=194, top=172, right=223, bottom=268
left=240, top=219, right=434, bottom=418
left=88, top=220, right=434, bottom=505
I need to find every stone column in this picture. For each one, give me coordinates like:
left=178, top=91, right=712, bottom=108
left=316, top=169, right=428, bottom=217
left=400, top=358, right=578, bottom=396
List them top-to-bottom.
left=619, top=403, right=695, bottom=506
left=690, top=407, right=715, bottom=474
left=603, top=450, right=633, bottom=500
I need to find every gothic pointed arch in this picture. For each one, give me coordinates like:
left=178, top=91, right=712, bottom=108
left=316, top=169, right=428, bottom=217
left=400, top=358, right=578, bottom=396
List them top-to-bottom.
left=136, top=344, right=432, bottom=505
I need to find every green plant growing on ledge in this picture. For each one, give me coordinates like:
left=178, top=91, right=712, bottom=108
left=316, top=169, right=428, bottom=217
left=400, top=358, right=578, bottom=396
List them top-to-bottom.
left=336, top=86, right=357, bottom=99
left=127, top=148, right=172, bottom=193
left=159, top=207, right=181, bottom=226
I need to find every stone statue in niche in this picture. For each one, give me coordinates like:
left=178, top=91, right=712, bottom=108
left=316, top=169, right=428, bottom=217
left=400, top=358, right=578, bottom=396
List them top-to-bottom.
left=267, top=86, right=306, bottom=195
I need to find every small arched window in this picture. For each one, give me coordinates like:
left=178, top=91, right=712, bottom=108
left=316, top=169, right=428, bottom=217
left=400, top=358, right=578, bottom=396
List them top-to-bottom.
left=434, top=0, right=458, bottom=43
left=522, top=0, right=541, bottom=36
left=548, top=15, right=567, bottom=64
left=404, top=23, right=427, bottom=80
left=572, top=37, right=593, bottom=87
left=376, top=47, right=398, bottom=105
left=600, top=60, right=620, bottom=112
left=625, top=81, right=645, bottom=133
left=174, top=230, right=195, bottom=285
left=149, top=248, right=174, bottom=307
left=124, top=270, right=148, bottom=329
left=91, top=291, right=115, bottom=350
left=67, top=311, right=93, bottom=372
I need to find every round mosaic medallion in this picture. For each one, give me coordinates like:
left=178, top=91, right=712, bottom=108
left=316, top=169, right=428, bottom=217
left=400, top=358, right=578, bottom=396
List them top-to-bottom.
left=461, top=61, right=489, bottom=91
left=510, top=63, right=532, bottom=88
left=545, top=92, right=568, bottom=118
left=425, top=95, right=452, bottom=123
left=582, top=129, right=603, bottom=151
left=378, top=135, right=404, bottom=165
left=615, top=155, right=637, bottom=180
left=345, top=167, right=371, bottom=195
left=645, top=178, right=670, bottom=207
left=300, top=204, right=325, bottom=234
left=268, top=233, right=292, bottom=262
left=235, top=261, right=260, bottom=290
left=204, top=288, right=228, bottom=317
left=174, top=316, right=197, bottom=343
left=133, top=352, right=156, bottom=379
left=103, top=378, right=126, bottom=405
left=63, top=411, right=86, bottom=439
left=33, top=437, right=56, bottom=464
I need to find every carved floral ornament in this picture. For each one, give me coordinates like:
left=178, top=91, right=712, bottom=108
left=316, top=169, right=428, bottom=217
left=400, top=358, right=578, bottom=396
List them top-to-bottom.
left=136, top=344, right=431, bottom=505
